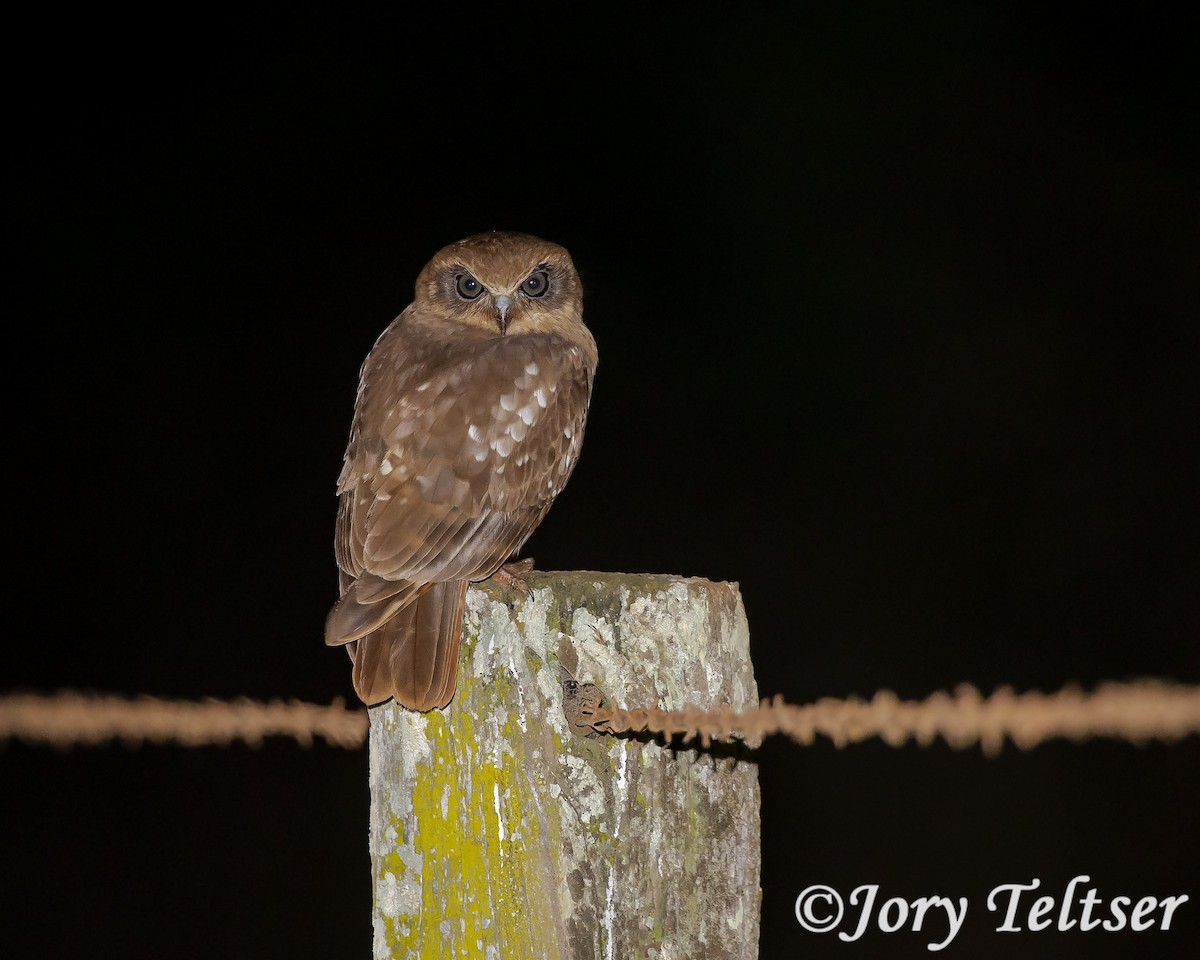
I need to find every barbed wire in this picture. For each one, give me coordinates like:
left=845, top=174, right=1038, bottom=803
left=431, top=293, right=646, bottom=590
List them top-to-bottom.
left=2, top=680, right=1198, bottom=754
left=589, top=680, right=1200, bottom=755
left=0, top=691, right=368, bottom=749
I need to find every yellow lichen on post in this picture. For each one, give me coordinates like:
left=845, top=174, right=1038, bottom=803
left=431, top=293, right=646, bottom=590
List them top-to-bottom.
left=368, top=572, right=761, bottom=960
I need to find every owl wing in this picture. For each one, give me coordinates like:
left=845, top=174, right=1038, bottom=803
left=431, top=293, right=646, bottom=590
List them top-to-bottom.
left=332, top=312, right=592, bottom=612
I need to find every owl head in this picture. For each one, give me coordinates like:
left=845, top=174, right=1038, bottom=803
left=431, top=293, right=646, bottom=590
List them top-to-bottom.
left=414, top=231, right=584, bottom=338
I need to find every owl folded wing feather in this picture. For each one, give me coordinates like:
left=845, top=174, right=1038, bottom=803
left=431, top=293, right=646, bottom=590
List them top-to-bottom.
left=325, top=327, right=591, bottom=648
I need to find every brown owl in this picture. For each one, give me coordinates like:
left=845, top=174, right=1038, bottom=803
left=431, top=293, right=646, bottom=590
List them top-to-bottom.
left=325, top=231, right=597, bottom=710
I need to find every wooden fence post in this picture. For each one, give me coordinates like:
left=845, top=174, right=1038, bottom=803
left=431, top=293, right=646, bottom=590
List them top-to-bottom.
left=368, top=571, right=761, bottom=959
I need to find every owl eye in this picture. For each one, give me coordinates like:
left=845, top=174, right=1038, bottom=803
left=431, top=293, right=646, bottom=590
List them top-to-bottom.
left=521, top=270, right=550, bottom=298
left=455, top=273, right=484, bottom=300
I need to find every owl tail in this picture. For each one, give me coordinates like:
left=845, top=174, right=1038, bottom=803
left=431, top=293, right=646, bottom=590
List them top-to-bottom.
left=324, top=574, right=426, bottom=645
left=348, top=579, right=469, bottom=710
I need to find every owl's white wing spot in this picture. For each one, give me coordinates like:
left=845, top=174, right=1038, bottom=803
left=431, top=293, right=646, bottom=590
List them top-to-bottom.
left=525, top=361, right=539, bottom=375
left=534, top=387, right=548, bottom=408
left=499, top=392, right=517, bottom=412
left=389, top=419, right=418, bottom=441
left=467, top=423, right=483, bottom=442
left=491, top=435, right=515, bottom=458
left=380, top=458, right=394, bottom=475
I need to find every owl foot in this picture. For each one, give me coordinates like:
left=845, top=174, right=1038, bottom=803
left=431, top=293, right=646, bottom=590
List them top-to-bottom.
left=492, top=557, right=535, bottom=598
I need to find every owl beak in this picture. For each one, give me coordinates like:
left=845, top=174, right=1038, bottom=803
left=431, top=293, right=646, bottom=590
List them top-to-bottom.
left=493, top=294, right=513, bottom=334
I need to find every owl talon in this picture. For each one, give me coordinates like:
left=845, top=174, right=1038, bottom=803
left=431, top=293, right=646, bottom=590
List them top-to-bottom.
left=492, top=558, right=535, bottom=598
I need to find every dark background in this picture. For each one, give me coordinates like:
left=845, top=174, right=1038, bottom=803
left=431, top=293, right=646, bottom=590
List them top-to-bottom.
left=4, top=5, right=1197, bottom=958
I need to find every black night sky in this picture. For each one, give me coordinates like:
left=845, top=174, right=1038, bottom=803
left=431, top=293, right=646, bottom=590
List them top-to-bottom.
left=5, top=6, right=1197, bottom=959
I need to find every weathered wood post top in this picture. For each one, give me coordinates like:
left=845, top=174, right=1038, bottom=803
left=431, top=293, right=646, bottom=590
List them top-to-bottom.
left=369, top=571, right=761, bottom=959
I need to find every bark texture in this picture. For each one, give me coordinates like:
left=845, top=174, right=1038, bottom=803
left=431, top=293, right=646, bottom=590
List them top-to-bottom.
left=369, top=571, right=761, bottom=960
